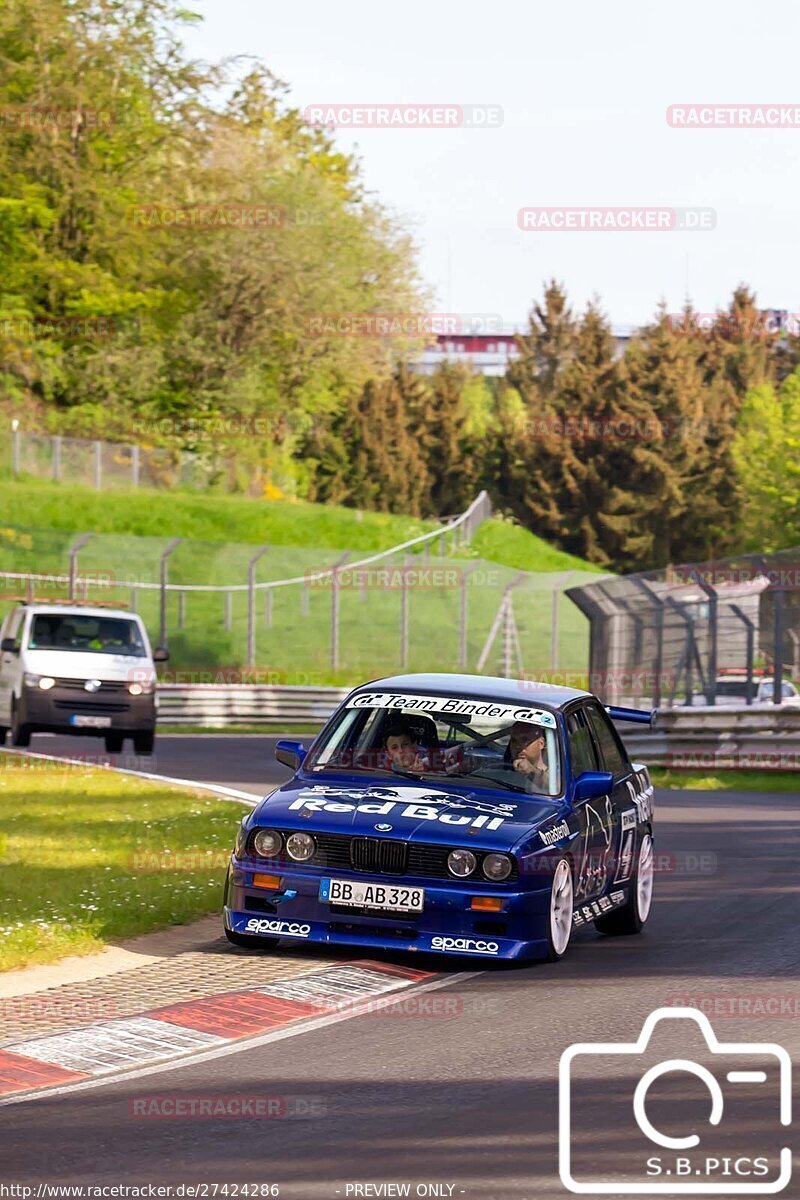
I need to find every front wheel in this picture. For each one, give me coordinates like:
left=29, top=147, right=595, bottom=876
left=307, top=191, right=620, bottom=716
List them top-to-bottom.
left=10, top=700, right=31, bottom=748
left=133, top=730, right=155, bottom=754
left=104, top=733, right=124, bottom=754
left=595, top=832, right=654, bottom=936
left=546, top=856, right=574, bottom=961
left=224, top=928, right=280, bottom=951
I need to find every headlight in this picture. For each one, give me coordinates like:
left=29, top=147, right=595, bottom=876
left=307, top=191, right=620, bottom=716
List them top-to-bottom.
left=24, top=674, right=55, bottom=690
left=128, top=680, right=154, bottom=695
left=253, top=828, right=283, bottom=858
left=286, top=832, right=316, bottom=861
left=447, top=848, right=477, bottom=878
left=482, top=853, right=513, bottom=882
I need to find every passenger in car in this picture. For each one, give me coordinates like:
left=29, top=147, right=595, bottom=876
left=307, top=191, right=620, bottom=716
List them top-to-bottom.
left=383, top=721, right=430, bottom=772
left=507, top=721, right=549, bottom=791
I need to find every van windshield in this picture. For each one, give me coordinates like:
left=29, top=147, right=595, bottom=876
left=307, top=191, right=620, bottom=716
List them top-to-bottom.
left=28, top=614, right=147, bottom=658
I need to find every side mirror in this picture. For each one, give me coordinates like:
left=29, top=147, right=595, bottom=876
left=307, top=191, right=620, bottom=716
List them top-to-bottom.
left=1, top=637, right=18, bottom=654
left=153, top=647, right=170, bottom=662
left=275, top=739, right=307, bottom=771
left=573, top=770, right=614, bottom=802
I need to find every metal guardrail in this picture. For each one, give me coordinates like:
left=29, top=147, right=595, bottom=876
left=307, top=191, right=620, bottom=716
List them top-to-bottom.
left=157, top=684, right=800, bottom=769
left=157, top=684, right=350, bottom=727
left=616, top=705, right=800, bottom=771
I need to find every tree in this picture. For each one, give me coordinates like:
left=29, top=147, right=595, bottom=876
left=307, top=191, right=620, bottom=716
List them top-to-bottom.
left=731, top=370, right=800, bottom=551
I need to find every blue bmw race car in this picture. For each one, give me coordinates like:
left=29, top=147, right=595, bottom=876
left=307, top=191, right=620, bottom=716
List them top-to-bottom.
left=222, top=673, right=655, bottom=962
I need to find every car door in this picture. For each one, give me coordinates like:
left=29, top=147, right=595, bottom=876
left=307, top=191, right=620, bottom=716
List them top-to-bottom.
left=0, top=608, right=23, bottom=724
left=583, top=700, right=639, bottom=897
left=565, top=705, right=615, bottom=903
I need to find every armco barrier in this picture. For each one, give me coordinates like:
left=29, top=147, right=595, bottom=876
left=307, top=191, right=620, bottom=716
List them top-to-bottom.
left=157, top=684, right=349, bottom=727
left=158, top=685, right=800, bottom=768
left=615, top=706, right=800, bottom=771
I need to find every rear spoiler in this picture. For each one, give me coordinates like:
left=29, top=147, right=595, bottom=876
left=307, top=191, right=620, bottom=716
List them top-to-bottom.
left=606, top=705, right=656, bottom=727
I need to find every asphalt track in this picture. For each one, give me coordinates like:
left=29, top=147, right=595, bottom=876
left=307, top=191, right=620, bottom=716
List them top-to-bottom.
left=11, top=731, right=294, bottom=797
left=2, top=735, right=800, bottom=1198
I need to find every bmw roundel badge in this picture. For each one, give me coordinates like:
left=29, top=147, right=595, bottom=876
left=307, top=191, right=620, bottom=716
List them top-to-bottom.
left=375, top=823, right=393, bottom=832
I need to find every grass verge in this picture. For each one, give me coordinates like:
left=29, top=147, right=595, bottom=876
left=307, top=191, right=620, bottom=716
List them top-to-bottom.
left=0, top=754, right=243, bottom=972
left=650, top=767, right=800, bottom=793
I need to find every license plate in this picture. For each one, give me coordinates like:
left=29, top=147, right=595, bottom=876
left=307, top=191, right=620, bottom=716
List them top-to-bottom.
left=70, top=714, right=112, bottom=728
left=319, top=878, right=424, bottom=913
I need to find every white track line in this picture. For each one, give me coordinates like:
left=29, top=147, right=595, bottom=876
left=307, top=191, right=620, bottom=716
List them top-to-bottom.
left=0, top=746, right=260, bottom=805
left=0, top=970, right=479, bottom=1107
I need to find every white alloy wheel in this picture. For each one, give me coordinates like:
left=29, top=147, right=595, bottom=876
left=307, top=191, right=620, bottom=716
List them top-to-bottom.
left=548, top=857, right=574, bottom=960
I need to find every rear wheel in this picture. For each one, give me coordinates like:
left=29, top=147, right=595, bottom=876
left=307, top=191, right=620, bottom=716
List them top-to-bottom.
left=10, top=700, right=31, bottom=748
left=133, top=730, right=155, bottom=755
left=104, top=733, right=124, bottom=754
left=595, top=832, right=654, bottom=936
left=546, top=857, right=574, bottom=961
left=224, top=929, right=280, bottom=951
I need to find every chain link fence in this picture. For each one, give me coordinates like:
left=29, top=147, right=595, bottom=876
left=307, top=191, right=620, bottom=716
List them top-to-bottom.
left=0, top=515, right=596, bottom=686
left=567, top=549, right=800, bottom=707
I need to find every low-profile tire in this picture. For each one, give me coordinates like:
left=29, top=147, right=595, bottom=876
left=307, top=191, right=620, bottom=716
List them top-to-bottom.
left=10, top=701, right=31, bottom=748
left=133, top=730, right=155, bottom=754
left=104, top=733, right=124, bottom=753
left=595, top=832, right=654, bottom=937
left=546, top=856, right=574, bottom=961
left=224, top=928, right=280, bottom=951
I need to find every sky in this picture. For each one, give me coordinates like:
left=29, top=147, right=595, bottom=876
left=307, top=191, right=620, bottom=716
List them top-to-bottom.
left=180, top=0, right=800, bottom=330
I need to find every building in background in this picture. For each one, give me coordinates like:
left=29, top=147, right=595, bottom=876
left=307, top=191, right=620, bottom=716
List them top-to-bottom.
left=412, top=323, right=637, bottom=377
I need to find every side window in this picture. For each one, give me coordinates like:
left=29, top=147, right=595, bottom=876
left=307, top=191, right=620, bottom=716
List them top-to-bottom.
left=585, top=703, right=628, bottom=778
left=567, top=708, right=599, bottom=777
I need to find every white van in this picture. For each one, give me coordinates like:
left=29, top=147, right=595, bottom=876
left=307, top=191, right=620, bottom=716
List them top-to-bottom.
left=0, top=603, right=167, bottom=753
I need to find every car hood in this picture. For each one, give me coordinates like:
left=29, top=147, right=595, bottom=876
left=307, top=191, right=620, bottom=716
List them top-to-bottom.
left=22, top=649, right=152, bottom=683
left=252, top=775, right=562, bottom=851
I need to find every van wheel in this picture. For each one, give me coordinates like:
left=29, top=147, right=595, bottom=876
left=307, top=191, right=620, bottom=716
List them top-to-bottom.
left=11, top=701, right=31, bottom=748
left=0, top=725, right=7, bottom=746
left=133, top=731, right=154, bottom=754
left=104, top=733, right=124, bottom=753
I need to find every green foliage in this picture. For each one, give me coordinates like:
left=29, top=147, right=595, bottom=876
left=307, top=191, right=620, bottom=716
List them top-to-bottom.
left=732, top=370, right=800, bottom=551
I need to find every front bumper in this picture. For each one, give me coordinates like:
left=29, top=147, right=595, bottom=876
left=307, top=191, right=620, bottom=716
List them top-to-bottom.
left=19, top=685, right=156, bottom=735
left=224, top=863, right=553, bottom=961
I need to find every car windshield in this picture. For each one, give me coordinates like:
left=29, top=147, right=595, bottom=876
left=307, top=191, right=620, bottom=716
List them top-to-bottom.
left=27, top=614, right=147, bottom=657
left=304, top=690, right=562, bottom=797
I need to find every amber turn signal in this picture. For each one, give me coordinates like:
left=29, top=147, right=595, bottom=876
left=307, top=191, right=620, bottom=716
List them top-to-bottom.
left=252, top=873, right=282, bottom=890
left=470, top=896, right=504, bottom=912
